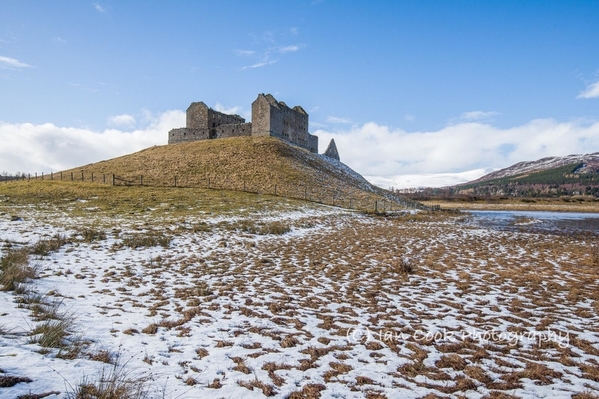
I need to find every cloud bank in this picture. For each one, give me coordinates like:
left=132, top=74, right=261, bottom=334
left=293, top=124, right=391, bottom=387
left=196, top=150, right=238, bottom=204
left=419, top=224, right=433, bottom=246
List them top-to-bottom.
left=0, top=110, right=184, bottom=173
left=315, top=118, right=599, bottom=188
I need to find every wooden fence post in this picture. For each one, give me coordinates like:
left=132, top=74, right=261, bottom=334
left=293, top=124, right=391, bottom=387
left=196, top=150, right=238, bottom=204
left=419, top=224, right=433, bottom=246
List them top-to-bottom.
left=60, top=171, right=62, bottom=181
left=81, top=171, right=84, bottom=181
left=35, top=172, right=37, bottom=180
left=42, top=172, right=44, bottom=180
left=51, top=172, right=53, bottom=180
left=71, top=172, right=73, bottom=181
left=91, top=173, right=94, bottom=183
left=103, top=174, right=106, bottom=184
left=112, top=174, right=115, bottom=186
left=140, top=175, right=143, bottom=186
left=174, top=176, right=177, bottom=187
left=208, top=178, right=210, bottom=188
left=243, top=181, right=246, bottom=191
left=274, top=185, right=277, bottom=196
left=375, top=200, right=378, bottom=213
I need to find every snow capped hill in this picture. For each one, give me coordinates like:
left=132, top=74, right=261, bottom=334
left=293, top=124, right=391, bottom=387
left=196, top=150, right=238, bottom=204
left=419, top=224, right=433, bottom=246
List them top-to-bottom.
left=470, top=152, right=599, bottom=183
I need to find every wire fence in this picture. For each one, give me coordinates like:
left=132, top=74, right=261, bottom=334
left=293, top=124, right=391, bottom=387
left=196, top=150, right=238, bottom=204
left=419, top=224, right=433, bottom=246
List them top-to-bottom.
left=1, top=171, right=437, bottom=213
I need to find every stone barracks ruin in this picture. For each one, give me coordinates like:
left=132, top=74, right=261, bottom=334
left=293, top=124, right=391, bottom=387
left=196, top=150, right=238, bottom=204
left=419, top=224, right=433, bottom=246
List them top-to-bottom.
left=168, top=93, right=340, bottom=161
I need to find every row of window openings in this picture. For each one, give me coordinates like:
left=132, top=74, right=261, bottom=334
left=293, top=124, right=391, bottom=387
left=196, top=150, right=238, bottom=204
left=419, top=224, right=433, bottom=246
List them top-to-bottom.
left=175, top=128, right=246, bottom=137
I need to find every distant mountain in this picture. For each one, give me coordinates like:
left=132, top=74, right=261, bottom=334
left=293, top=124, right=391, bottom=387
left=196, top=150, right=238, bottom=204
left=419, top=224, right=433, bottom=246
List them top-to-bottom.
left=454, top=153, right=599, bottom=197
left=470, top=153, right=599, bottom=183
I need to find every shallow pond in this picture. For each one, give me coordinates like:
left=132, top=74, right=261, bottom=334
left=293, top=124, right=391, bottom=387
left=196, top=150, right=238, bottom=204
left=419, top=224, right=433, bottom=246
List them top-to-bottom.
left=464, top=210, right=599, bottom=235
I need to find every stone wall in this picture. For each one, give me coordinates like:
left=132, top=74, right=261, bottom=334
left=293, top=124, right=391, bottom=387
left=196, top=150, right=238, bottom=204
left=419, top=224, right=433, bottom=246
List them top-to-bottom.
left=211, top=123, right=252, bottom=139
left=168, top=128, right=210, bottom=144
left=307, top=134, right=318, bottom=154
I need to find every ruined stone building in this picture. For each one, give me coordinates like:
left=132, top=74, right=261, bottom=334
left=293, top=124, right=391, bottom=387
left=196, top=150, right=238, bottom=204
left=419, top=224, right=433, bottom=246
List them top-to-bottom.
left=169, top=93, right=338, bottom=159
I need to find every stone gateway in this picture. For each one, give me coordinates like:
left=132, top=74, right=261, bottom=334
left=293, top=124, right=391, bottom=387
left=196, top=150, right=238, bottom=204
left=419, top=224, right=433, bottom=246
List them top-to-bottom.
left=168, top=93, right=338, bottom=160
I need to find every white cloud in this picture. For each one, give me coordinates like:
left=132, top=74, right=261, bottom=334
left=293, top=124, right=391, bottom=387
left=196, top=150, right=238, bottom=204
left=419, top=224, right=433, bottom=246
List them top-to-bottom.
left=94, top=3, right=106, bottom=13
left=53, top=37, right=67, bottom=44
left=278, top=45, right=302, bottom=53
left=235, top=49, right=256, bottom=56
left=0, top=56, right=32, bottom=69
left=240, top=59, right=277, bottom=70
left=577, top=81, right=599, bottom=99
left=214, top=103, right=242, bottom=116
left=0, top=110, right=184, bottom=173
left=460, top=111, right=499, bottom=121
left=107, top=114, right=136, bottom=128
left=404, top=114, right=415, bottom=121
left=326, top=116, right=352, bottom=124
left=315, top=118, right=599, bottom=188
left=310, top=121, right=328, bottom=129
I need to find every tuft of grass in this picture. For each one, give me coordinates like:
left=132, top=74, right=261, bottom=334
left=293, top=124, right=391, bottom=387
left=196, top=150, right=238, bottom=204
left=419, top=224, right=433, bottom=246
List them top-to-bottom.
left=237, top=220, right=292, bottom=235
left=79, top=228, right=107, bottom=243
left=120, top=233, right=171, bottom=249
left=31, top=234, right=68, bottom=256
left=591, top=246, right=599, bottom=267
left=0, top=248, right=37, bottom=291
left=392, top=256, right=414, bottom=274
left=25, top=296, right=65, bottom=322
left=29, top=318, right=73, bottom=348
left=141, top=323, right=158, bottom=334
left=280, top=335, right=300, bottom=348
left=195, top=347, right=209, bottom=359
left=89, top=349, right=115, bottom=364
left=435, top=354, right=468, bottom=371
left=231, top=357, right=251, bottom=374
left=67, top=358, right=149, bottom=399
left=579, top=361, right=599, bottom=383
left=0, top=375, right=33, bottom=388
left=207, top=378, right=222, bottom=389
left=237, top=378, right=276, bottom=397
left=286, top=383, right=326, bottom=399
left=17, top=391, right=62, bottom=399
left=572, top=391, right=599, bottom=399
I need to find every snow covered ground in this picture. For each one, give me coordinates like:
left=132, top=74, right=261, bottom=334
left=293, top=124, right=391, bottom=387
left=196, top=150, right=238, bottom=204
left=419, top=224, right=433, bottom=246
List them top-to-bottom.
left=1, top=202, right=598, bottom=398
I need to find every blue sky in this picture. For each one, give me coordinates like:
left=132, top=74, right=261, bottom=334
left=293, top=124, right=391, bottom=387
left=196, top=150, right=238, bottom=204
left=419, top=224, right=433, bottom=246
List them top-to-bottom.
left=1, top=1, right=599, bottom=188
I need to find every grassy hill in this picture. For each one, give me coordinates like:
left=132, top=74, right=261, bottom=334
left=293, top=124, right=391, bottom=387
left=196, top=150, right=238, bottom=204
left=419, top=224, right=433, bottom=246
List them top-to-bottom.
left=20, top=136, right=422, bottom=211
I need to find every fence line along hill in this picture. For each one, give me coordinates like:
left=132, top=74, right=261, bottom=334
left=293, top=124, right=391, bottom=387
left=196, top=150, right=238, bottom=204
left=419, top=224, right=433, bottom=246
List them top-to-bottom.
left=55, top=136, right=424, bottom=211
